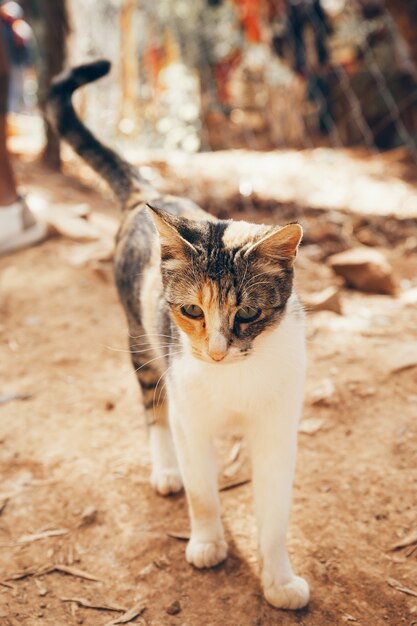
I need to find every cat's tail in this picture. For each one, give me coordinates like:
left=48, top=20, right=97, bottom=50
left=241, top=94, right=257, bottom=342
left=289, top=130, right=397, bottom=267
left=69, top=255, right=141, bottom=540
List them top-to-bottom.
left=47, top=59, right=154, bottom=209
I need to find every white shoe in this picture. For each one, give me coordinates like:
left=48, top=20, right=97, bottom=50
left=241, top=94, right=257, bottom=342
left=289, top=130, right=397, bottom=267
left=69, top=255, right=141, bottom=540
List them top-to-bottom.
left=0, top=198, right=47, bottom=255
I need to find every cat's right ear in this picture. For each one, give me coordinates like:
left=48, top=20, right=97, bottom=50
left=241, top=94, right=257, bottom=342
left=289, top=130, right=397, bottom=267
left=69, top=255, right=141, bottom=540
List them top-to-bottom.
left=146, top=204, right=197, bottom=259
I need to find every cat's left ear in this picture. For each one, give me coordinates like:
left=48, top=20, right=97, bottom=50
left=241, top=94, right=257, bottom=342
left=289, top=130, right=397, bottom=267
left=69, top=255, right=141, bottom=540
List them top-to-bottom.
left=146, top=204, right=198, bottom=258
left=245, top=223, right=303, bottom=266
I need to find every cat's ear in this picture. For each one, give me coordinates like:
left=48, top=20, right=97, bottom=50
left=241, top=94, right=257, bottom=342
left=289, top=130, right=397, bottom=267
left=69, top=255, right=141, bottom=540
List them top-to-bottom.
left=146, top=204, right=197, bottom=258
left=245, top=223, right=303, bottom=266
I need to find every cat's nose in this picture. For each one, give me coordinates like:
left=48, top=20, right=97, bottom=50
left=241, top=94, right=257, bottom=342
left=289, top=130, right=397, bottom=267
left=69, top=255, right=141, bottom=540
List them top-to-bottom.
left=208, top=332, right=228, bottom=362
left=209, top=349, right=227, bottom=362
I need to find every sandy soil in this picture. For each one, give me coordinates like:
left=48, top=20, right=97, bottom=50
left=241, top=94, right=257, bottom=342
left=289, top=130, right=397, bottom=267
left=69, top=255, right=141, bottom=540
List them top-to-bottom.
left=0, top=156, right=416, bottom=626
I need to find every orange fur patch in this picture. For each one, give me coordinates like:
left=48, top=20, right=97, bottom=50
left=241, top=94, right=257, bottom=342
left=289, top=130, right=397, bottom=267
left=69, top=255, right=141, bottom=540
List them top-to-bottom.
left=172, top=279, right=232, bottom=353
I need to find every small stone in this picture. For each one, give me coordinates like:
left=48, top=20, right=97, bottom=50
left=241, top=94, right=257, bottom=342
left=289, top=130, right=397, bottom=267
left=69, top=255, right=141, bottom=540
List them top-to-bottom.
left=328, top=247, right=397, bottom=295
left=303, top=286, right=342, bottom=315
left=310, top=379, right=336, bottom=406
left=357, top=386, right=376, bottom=398
left=299, top=417, right=325, bottom=434
left=79, top=505, right=97, bottom=526
left=138, top=563, right=155, bottom=577
left=34, top=579, right=47, bottom=597
left=166, top=600, right=182, bottom=615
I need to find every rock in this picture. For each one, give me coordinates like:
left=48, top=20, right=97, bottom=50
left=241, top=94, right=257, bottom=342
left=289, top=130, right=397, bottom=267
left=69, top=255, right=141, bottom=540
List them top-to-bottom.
left=328, top=247, right=397, bottom=295
left=303, top=286, right=342, bottom=315
left=386, top=342, right=417, bottom=374
left=310, top=379, right=336, bottom=406
left=299, top=417, right=325, bottom=434
left=79, top=505, right=97, bottom=527
left=166, top=600, right=181, bottom=615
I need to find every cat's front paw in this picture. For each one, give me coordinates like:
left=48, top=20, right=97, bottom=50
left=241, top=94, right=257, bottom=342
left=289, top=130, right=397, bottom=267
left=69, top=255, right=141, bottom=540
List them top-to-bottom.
left=151, top=468, right=183, bottom=496
left=186, top=537, right=228, bottom=568
left=263, top=575, right=309, bottom=610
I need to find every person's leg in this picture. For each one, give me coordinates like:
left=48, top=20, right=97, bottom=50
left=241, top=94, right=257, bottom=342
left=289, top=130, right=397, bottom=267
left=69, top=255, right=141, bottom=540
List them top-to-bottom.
left=0, top=32, right=46, bottom=254
left=0, top=33, right=18, bottom=205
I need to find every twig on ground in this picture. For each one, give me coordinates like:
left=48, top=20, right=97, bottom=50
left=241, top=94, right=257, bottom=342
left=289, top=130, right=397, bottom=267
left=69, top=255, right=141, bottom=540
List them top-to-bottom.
left=219, top=475, right=251, bottom=491
left=18, top=528, right=69, bottom=543
left=167, top=530, right=190, bottom=541
left=390, top=530, right=417, bottom=551
left=5, top=563, right=102, bottom=583
left=51, top=564, right=103, bottom=582
left=387, top=577, right=417, bottom=598
left=0, top=580, right=15, bottom=589
left=61, top=597, right=127, bottom=613
left=101, top=600, right=147, bottom=625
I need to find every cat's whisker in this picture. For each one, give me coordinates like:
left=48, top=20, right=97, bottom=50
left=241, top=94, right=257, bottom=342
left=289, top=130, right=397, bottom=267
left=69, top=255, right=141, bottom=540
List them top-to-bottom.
left=128, top=332, right=178, bottom=340
left=103, top=343, right=181, bottom=354
left=133, top=351, right=183, bottom=375
left=152, top=362, right=175, bottom=421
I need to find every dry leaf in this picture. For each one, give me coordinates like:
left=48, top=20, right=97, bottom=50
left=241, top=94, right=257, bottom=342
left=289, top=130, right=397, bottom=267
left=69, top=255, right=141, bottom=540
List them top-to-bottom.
left=227, top=440, right=242, bottom=464
left=223, top=459, right=243, bottom=478
left=220, top=475, right=251, bottom=491
left=18, top=529, right=69, bottom=543
left=167, top=530, right=190, bottom=541
left=390, top=530, right=417, bottom=551
left=387, top=577, right=417, bottom=598
left=61, top=597, right=126, bottom=613
left=101, top=601, right=146, bottom=626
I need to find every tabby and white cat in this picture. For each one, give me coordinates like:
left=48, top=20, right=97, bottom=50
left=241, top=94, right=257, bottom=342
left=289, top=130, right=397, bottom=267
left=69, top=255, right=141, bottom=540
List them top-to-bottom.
left=48, top=60, right=309, bottom=610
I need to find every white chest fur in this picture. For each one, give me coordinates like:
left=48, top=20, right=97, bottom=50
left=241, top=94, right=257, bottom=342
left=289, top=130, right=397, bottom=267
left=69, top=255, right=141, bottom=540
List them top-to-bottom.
left=169, top=303, right=306, bottom=433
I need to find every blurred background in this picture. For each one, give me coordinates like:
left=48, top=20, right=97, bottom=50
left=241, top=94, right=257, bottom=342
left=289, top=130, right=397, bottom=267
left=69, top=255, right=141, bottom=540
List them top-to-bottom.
left=3, top=0, right=417, bottom=157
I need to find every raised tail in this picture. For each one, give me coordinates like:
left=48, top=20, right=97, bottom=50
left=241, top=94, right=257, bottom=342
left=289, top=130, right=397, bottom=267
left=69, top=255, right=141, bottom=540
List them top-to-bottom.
left=47, top=59, right=152, bottom=208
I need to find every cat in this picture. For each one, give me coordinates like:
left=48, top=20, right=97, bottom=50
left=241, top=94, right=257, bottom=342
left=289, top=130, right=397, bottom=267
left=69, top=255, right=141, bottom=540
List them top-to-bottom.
left=47, top=60, right=309, bottom=610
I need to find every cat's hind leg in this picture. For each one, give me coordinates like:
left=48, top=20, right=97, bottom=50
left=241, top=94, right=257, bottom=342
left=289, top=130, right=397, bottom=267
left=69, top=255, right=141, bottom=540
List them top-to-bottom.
left=131, top=343, right=182, bottom=496
left=147, top=403, right=183, bottom=496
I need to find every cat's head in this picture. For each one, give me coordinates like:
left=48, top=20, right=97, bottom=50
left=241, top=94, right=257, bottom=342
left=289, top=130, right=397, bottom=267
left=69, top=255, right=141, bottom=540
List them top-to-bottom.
left=148, top=205, right=302, bottom=364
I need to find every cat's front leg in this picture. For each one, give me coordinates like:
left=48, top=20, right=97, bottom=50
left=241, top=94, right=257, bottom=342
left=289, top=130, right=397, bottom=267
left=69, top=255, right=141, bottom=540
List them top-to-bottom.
left=169, top=401, right=227, bottom=568
left=249, top=413, right=309, bottom=610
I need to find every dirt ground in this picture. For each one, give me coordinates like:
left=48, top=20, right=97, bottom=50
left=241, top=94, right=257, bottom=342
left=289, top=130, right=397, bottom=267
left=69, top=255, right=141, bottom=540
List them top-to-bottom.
left=0, top=153, right=416, bottom=626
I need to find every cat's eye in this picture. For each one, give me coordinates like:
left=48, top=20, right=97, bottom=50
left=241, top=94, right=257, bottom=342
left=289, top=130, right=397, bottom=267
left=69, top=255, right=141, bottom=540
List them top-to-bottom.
left=181, top=304, right=204, bottom=319
left=236, top=306, right=261, bottom=323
